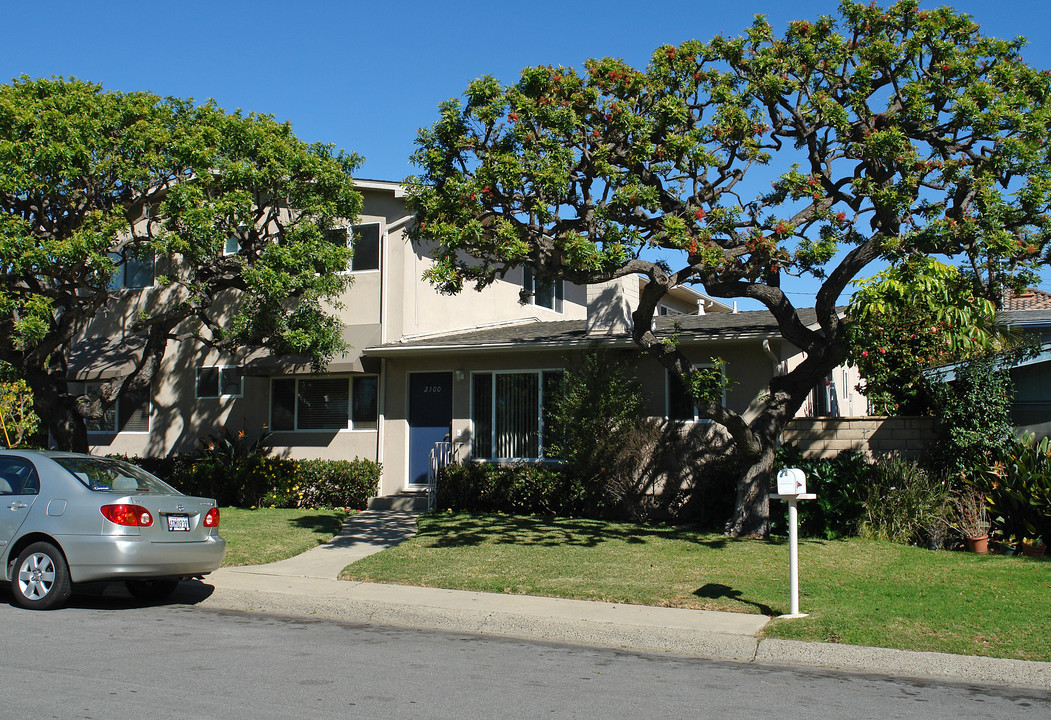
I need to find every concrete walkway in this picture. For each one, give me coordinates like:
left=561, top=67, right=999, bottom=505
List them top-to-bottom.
left=197, top=510, right=1050, bottom=691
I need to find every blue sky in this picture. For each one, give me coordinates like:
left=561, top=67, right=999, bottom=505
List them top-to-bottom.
left=4, top=0, right=1051, bottom=303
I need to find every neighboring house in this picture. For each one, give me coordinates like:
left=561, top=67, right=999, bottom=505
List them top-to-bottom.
left=74, top=179, right=863, bottom=498
left=920, top=289, right=1051, bottom=437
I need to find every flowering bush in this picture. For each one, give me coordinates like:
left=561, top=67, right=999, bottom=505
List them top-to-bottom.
left=846, top=258, right=997, bottom=415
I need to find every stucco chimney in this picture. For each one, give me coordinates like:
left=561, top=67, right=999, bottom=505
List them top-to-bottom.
left=586, top=278, right=637, bottom=335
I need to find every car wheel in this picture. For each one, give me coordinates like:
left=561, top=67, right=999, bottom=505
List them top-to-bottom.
left=11, top=542, right=73, bottom=610
left=124, top=578, right=180, bottom=602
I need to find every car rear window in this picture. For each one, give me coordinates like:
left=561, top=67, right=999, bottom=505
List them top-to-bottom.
left=0, top=457, right=40, bottom=495
left=55, top=457, right=181, bottom=495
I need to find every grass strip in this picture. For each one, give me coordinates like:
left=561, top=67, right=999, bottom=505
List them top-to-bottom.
left=219, top=507, right=348, bottom=566
left=340, top=512, right=1050, bottom=662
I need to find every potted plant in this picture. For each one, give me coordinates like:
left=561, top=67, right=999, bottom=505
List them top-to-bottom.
left=952, top=487, right=990, bottom=553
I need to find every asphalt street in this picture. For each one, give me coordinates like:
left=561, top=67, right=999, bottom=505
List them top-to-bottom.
left=3, top=589, right=1048, bottom=720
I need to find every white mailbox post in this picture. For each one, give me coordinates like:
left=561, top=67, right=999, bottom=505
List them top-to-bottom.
left=771, top=468, right=816, bottom=619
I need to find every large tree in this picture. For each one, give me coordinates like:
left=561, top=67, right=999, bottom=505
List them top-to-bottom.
left=406, top=0, right=1051, bottom=536
left=0, top=77, right=361, bottom=451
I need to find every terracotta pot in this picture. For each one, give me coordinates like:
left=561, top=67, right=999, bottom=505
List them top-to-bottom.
left=965, top=535, right=989, bottom=554
left=1021, top=542, right=1047, bottom=558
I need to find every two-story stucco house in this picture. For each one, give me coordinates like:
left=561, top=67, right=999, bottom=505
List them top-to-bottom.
left=74, top=179, right=862, bottom=499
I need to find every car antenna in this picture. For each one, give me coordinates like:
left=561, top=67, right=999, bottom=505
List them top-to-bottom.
left=0, top=411, right=11, bottom=448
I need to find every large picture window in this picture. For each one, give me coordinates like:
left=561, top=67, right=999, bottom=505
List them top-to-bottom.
left=522, top=268, right=563, bottom=313
left=471, top=370, right=562, bottom=460
left=270, top=376, right=378, bottom=431
left=84, top=382, right=150, bottom=433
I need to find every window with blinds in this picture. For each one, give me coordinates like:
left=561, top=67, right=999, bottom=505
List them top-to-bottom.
left=471, top=370, right=563, bottom=460
left=270, top=376, right=378, bottom=431
left=85, top=382, right=150, bottom=433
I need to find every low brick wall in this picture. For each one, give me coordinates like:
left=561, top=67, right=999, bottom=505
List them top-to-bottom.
left=784, top=416, right=939, bottom=458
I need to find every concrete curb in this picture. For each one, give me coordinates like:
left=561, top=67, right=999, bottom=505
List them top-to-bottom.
left=189, top=511, right=1050, bottom=691
left=191, top=575, right=1051, bottom=691
left=755, top=638, right=1051, bottom=690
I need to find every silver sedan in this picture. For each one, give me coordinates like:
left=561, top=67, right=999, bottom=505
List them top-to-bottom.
left=1, top=450, right=226, bottom=609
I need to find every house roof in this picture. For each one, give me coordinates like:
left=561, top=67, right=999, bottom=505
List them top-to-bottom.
left=1001, top=287, right=1051, bottom=311
left=997, top=307, right=1051, bottom=328
left=366, top=308, right=821, bottom=356
left=924, top=341, right=1051, bottom=382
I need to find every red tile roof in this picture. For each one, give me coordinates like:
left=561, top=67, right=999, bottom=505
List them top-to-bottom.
left=1001, top=288, right=1051, bottom=311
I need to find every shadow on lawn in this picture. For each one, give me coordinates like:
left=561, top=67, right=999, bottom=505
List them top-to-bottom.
left=421, top=512, right=766, bottom=550
left=288, top=513, right=347, bottom=536
left=694, top=583, right=775, bottom=616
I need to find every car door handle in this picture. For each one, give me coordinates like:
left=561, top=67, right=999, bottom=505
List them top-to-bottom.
left=7, top=501, right=27, bottom=510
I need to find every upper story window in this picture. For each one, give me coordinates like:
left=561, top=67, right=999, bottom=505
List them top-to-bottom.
left=327, top=224, right=380, bottom=272
left=224, top=235, right=242, bottom=255
left=108, top=248, right=155, bottom=289
left=523, top=268, right=563, bottom=313
left=658, top=305, right=685, bottom=316
left=666, top=364, right=724, bottom=423
left=196, top=367, right=244, bottom=398
left=471, top=370, right=563, bottom=460
left=270, top=375, right=378, bottom=431
left=84, top=381, right=150, bottom=433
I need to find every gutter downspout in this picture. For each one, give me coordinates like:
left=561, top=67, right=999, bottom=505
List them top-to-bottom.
left=762, top=339, right=781, bottom=376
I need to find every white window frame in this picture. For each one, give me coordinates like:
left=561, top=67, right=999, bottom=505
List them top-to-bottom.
left=326, top=223, right=381, bottom=274
left=107, top=248, right=155, bottom=289
left=522, top=268, right=564, bottom=313
left=665, top=362, right=725, bottom=424
left=196, top=366, right=244, bottom=399
left=469, top=369, right=563, bottom=461
left=269, top=375, right=378, bottom=432
left=84, top=381, right=151, bottom=434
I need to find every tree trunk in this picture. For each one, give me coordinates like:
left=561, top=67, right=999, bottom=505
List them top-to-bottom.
left=27, top=371, right=89, bottom=453
left=724, top=442, right=777, bottom=538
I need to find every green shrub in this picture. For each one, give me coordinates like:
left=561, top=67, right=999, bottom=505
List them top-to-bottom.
left=546, top=350, right=647, bottom=493
left=932, top=355, right=1014, bottom=481
left=987, top=433, right=1051, bottom=547
left=771, top=446, right=870, bottom=539
left=113, top=453, right=378, bottom=510
left=859, top=457, right=954, bottom=548
left=296, top=458, right=380, bottom=510
left=438, top=462, right=588, bottom=516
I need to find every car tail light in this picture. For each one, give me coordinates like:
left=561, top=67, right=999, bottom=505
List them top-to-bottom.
left=101, top=504, right=154, bottom=527
left=203, top=507, right=220, bottom=528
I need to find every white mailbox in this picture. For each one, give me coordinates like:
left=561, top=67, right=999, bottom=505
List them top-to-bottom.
left=776, top=468, right=807, bottom=496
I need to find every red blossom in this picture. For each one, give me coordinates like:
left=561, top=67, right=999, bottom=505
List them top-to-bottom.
left=694, top=208, right=706, bottom=221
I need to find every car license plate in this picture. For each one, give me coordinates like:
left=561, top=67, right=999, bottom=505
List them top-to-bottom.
left=167, top=514, right=190, bottom=532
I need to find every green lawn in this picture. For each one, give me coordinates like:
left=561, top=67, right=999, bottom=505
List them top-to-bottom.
left=219, top=507, right=349, bottom=566
left=340, top=512, right=1051, bottom=662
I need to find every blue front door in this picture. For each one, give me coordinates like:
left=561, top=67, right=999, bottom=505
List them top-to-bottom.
left=408, top=372, right=452, bottom=487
